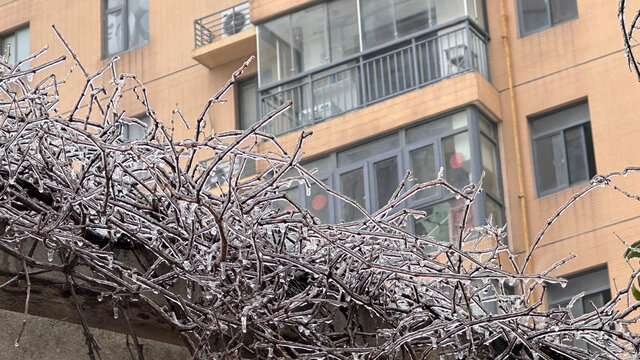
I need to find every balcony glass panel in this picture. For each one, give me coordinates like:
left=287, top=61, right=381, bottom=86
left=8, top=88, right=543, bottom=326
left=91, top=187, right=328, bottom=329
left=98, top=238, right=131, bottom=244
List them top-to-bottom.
left=328, top=0, right=361, bottom=60
left=361, top=0, right=396, bottom=49
left=395, top=0, right=433, bottom=37
left=291, top=4, right=329, bottom=72
left=258, top=16, right=293, bottom=86
left=259, top=23, right=487, bottom=137
left=406, top=111, right=467, bottom=144
left=442, top=131, right=471, bottom=190
left=480, top=135, right=500, bottom=198
left=410, top=144, right=437, bottom=199
left=374, top=157, right=400, bottom=209
left=341, top=167, right=366, bottom=221
left=415, top=198, right=474, bottom=244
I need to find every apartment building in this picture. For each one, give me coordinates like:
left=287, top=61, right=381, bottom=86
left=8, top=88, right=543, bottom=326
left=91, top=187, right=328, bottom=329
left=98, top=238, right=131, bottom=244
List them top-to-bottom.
left=0, top=0, right=638, bottom=356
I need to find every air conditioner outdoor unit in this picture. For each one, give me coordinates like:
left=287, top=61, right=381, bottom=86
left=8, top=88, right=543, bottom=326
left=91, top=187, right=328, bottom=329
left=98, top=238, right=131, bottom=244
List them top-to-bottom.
left=221, top=3, right=251, bottom=38
left=442, top=44, right=478, bottom=76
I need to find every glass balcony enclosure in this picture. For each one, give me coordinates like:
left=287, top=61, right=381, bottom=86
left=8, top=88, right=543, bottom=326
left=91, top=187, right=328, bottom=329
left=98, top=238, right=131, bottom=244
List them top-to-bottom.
left=256, top=0, right=488, bottom=136
left=277, top=107, right=503, bottom=245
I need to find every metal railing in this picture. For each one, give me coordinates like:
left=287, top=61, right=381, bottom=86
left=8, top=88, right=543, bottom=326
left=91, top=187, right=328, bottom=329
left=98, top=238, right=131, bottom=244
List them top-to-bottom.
left=194, top=2, right=252, bottom=48
left=259, top=21, right=489, bottom=137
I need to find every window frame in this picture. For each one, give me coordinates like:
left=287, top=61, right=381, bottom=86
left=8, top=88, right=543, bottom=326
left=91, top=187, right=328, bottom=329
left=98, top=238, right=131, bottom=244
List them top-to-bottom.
left=102, top=0, right=149, bottom=58
left=257, top=0, right=487, bottom=88
left=516, top=0, right=578, bottom=37
left=0, top=26, right=30, bottom=69
left=236, top=75, right=259, bottom=130
left=529, top=101, right=595, bottom=197
left=284, top=106, right=504, bottom=244
left=122, top=114, right=150, bottom=141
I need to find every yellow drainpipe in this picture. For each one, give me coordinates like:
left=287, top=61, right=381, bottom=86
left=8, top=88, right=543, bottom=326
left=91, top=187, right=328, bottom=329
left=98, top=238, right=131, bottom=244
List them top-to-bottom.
left=499, top=0, right=531, bottom=272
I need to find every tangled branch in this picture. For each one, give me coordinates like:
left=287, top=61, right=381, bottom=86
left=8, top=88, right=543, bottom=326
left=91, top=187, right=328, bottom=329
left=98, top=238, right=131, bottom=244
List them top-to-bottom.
left=0, top=27, right=639, bottom=359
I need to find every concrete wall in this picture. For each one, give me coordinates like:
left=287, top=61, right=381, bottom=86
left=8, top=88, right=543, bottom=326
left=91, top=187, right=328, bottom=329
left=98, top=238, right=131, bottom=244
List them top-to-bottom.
left=0, top=308, right=189, bottom=359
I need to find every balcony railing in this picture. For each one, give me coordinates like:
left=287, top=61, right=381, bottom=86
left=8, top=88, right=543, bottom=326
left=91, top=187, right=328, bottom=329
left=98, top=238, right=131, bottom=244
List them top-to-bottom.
left=194, top=2, right=252, bottom=48
left=259, top=21, right=489, bottom=137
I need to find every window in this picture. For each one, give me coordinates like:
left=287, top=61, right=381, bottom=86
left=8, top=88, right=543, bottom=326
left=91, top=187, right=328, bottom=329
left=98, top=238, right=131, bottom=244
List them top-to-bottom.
left=103, top=0, right=149, bottom=56
left=257, top=0, right=485, bottom=86
left=516, top=0, right=578, bottom=37
left=0, top=27, right=30, bottom=69
left=237, top=77, right=258, bottom=130
left=530, top=102, right=595, bottom=196
left=277, top=108, right=503, bottom=245
left=122, top=115, right=150, bottom=141
left=547, top=266, right=611, bottom=349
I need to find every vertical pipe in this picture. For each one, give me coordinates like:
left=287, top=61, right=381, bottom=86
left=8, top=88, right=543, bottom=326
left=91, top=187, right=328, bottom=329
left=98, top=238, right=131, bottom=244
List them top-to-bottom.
left=499, top=0, right=531, bottom=270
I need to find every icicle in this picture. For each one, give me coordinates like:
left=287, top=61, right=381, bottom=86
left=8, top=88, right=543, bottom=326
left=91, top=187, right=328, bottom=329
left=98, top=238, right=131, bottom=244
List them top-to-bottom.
left=47, top=249, right=54, bottom=262
left=107, top=255, right=113, bottom=268
left=186, top=284, right=192, bottom=300
left=113, top=306, right=119, bottom=319
left=241, top=316, right=247, bottom=333
left=14, top=340, right=19, bottom=347
left=268, top=348, right=273, bottom=358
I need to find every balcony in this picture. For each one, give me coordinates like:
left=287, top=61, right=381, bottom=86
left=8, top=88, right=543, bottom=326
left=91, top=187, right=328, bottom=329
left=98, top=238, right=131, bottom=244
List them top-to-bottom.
left=192, top=2, right=256, bottom=68
left=259, top=21, right=489, bottom=137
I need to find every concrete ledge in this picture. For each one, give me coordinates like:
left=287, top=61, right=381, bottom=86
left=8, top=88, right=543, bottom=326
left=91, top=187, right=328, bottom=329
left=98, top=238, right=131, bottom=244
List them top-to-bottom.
left=192, top=27, right=256, bottom=69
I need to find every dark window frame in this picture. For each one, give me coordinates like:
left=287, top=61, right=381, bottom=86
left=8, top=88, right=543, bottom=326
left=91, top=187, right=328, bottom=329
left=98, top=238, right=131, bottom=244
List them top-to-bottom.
left=516, top=0, right=578, bottom=37
left=529, top=101, right=596, bottom=197
left=280, top=106, right=504, bottom=245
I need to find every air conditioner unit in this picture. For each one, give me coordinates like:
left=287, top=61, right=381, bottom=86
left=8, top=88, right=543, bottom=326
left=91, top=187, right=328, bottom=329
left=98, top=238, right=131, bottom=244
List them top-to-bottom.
left=221, top=3, right=251, bottom=38
left=442, top=43, right=478, bottom=77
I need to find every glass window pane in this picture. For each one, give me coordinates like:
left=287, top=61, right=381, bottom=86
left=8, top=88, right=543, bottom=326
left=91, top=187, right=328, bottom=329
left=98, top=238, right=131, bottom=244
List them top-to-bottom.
left=108, top=0, right=124, bottom=7
left=128, top=0, right=149, bottom=49
left=329, top=0, right=360, bottom=61
left=361, top=0, right=395, bottom=49
left=395, top=0, right=430, bottom=37
left=432, top=0, right=465, bottom=25
left=466, top=0, right=486, bottom=28
left=519, top=0, right=550, bottom=35
left=550, top=0, right=578, bottom=25
left=291, top=4, right=329, bottom=72
left=106, top=9, right=125, bottom=55
left=258, top=17, right=292, bottom=86
left=15, top=28, right=29, bottom=70
left=0, top=33, right=16, bottom=65
left=238, top=77, right=258, bottom=129
left=530, top=102, right=589, bottom=137
left=406, top=111, right=467, bottom=144
left=478, top=113, right=496, bottom=139
left=124, top=116, right=150, bottom=141
left=564, top=126, right=588, bottom=185
left=442, top=131, right=472, bottom=190
left=534, top=133, right=567, bottom=193
left=337, top=134, right=399, bottom=167
left=481, top=135, right=500, bottom=197
left=409, top=144, right=437, bottom=199
left=303, top=156, right=331, bottom=174
left=374, top=157, right=399, bottom=209
left=340, top=168, right=366, bottom=221
left=308, top=181, right=331, bottom=223
left=278, top=186, right=301, bottom=212
left=485, top=196, right=503, bottom=226
left=415, top=198, right=473, bottom=244
left=415, top=201, right=451, bottom=243
left=582, top=291, right=608, bottom=314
